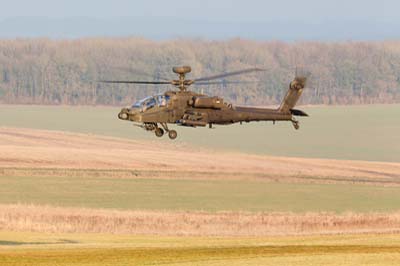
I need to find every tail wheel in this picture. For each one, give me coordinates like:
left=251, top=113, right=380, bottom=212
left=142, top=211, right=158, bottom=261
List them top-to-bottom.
left=292, top=120, right=300, bottom=130
left=155, top=128, right=164, bottom=137
left=168, top=130, right=177, bottom=140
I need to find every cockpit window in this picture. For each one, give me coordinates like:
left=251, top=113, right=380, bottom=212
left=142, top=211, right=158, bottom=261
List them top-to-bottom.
left=132, top=94, right=170, bottom=112
left=157, top=95, right=170, bottom=107
left=132, top=96, right=152, bottom=108
left=143, top=98, right=156, bottom=111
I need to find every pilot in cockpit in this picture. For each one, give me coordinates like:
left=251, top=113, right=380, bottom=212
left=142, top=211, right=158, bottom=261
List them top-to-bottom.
left=132, top=94, right=170, bottom=112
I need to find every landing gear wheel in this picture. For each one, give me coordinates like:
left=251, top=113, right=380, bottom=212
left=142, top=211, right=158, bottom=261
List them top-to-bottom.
left=292, top=121, right=300, bottom=130
left=155, top=128, right=164, bottom=137
left=168, top=130, right=177, bottom=140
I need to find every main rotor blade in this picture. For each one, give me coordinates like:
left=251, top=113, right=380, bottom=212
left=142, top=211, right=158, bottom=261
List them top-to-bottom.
left=110, top=67, right=171, bottom=81
left=194, top=68, right=266, bottom=82
left=98, top=80, right=172, bottom=85
left=194, top=81, right=261, bottom=85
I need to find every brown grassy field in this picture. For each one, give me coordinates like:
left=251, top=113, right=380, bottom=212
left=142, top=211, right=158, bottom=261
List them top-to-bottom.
left=1, top=127, right=399, bottom=183
left=1, top=127, right=400, bottom=238
left=1, top=127, right=400, bottom=265
left=1, top=204, right=400, bottom=236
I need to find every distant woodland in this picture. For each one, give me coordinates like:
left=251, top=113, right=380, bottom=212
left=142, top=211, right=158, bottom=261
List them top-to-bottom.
left=0, top=38, right=399, bottom=106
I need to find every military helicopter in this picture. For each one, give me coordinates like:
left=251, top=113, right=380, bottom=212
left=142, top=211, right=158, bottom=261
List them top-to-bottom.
left=100, top=66, right=309, bottom=140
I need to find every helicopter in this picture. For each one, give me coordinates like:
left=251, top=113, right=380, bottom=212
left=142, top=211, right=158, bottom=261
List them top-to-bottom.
left=100, top=66, right=309, bottom=140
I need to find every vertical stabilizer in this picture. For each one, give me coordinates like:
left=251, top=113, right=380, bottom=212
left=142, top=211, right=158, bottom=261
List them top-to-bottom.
left=279, top=75, right=308, bottom=113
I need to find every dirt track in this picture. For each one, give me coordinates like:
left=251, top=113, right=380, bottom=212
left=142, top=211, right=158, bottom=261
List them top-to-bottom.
left=0, top=127, right=399, bottom=182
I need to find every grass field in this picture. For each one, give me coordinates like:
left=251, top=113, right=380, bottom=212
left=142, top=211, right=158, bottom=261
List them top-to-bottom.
left=0, top=104, right=399, bottom=162
left=1, top=104, right=400, bottom=265
left=2, top=174, right=400, bottom=213
left=3, top=204, right=400, bottom=236
left=1, top=232, right=400, bottom=266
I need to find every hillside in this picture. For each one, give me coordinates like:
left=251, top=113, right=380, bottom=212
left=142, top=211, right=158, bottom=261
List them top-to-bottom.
left=0, top=39, right=400, bottom=105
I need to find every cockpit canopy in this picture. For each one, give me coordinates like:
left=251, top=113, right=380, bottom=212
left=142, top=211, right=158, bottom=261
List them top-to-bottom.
left=132, top=94, right=170, bottom=112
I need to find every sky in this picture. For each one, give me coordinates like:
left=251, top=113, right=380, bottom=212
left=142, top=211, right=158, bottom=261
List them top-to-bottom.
left=0, top=0, right=398, bottom=40
left=0, top=0, right=395, bottom=22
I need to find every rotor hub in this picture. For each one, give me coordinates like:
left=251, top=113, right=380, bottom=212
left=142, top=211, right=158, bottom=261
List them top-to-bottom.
left=171, top=66, right=193, bottom=91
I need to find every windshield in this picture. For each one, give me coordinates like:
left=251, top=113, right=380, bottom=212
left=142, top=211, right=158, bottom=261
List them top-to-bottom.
left=132, top=94, right=170, bottom=112
left=132, top=96, right=152, bottom=108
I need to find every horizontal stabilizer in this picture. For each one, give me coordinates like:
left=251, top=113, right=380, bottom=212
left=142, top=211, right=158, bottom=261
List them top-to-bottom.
left=290, top=109, right=309, bottom=117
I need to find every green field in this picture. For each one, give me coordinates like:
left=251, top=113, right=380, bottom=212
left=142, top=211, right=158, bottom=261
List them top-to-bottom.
left=0, top=104, right=399, bottom=162
left=1, top=104, right=400, bottom=265
left=2, top=174, right=400, bottom=213
left=1, top=232, right=400, bottom=266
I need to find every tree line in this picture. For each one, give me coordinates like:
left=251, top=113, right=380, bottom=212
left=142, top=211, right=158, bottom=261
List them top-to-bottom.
left=0, top=38, right=399, bottom=106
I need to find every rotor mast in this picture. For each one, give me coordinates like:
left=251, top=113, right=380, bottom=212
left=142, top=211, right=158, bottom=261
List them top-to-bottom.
left=172, top=66, right=192, bottom=91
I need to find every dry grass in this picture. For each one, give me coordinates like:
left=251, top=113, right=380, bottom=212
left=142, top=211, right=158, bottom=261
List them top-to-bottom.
left=0, top=127, right=399, bottom=183
left=1, top=204, right=400, bottom=236
left=2, top=232, right=400, bottom=266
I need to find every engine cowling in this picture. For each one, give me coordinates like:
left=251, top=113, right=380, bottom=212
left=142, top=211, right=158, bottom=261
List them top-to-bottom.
left=190, top=96, right=225, bottom=109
